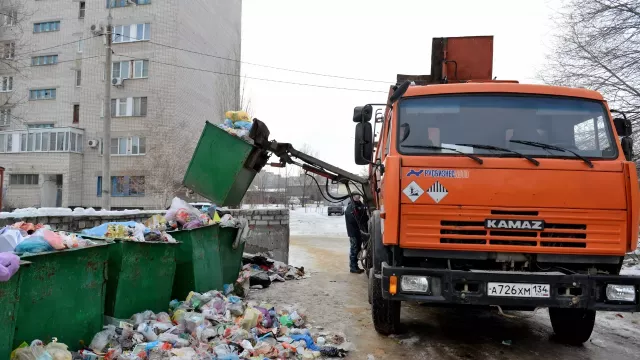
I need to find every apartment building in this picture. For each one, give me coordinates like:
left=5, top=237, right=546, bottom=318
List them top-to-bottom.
left=0, top=0, right=242, bottom=210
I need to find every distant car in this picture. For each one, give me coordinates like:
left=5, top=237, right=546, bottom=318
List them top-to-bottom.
left=328, top=205, right=344, bottom=216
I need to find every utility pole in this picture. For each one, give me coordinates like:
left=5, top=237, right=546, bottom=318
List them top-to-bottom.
left=101, top=7, right=113, bottom=210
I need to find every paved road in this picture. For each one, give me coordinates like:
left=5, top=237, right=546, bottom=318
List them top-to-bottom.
left=250, top=235, right=640, bottom=360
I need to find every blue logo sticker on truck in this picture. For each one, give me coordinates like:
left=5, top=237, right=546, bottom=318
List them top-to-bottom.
left=406, top=169, right=469, bottom=178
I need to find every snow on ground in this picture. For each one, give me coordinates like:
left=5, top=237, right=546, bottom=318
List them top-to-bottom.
left=290, top=206, right=348, bottom=238
left=0, top=207, right=163, bottom=219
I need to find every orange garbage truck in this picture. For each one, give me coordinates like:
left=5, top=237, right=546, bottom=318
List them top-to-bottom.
left=258, top=35, right=639, bottom=345
left=346, top=35, right=640, bottom=344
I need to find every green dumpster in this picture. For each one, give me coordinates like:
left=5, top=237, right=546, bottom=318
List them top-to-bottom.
left=183, top=121, right=268, bottom=207
left=170, top=225, right=244, bottom=300
left=104, top=240, right=179, bottom=319
left=14, top=244, right=111, bottom=350
left=0, top=261, right=30, bottom=360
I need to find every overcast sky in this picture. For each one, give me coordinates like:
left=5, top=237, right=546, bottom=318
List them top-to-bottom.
left=241, top=0, right=556, bottom=173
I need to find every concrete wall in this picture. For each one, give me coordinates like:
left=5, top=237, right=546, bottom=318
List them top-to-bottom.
left=0, top=207, right=292, bottom=263
left=229, top=208, right=290, bottom=264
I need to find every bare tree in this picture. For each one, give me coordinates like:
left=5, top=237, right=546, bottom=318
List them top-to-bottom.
left=540, top=0, right=640, bottom=156
left=215, top=46, right=253, bottom=118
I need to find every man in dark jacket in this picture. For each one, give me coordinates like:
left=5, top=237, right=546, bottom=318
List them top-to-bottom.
left=345, top=194, right=369, bottom=273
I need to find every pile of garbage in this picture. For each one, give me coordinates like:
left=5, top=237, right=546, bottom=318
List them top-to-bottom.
left=218, top=110, right=254, bottom=142
left=79, top=198, right=246, bottom=243
left=0, top=222, right=98, bottom=255
left=241, top=254, right=307, bottom=291
left=14, top=287, right=349, bottom=359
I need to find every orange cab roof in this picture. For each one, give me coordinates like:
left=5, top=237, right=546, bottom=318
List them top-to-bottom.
left=402, top=83, right=605, bottom=101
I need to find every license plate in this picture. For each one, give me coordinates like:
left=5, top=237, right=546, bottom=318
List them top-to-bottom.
left=487, top=282, right=550, bottom=298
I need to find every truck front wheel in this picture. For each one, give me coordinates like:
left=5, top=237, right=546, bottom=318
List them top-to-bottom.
left=371, top=274, right=401, bottom=335
left=548, top=308, right=596, bottom=345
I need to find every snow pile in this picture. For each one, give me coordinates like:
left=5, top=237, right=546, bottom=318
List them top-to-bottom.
left=0, top=207, right=164, bottom=219
left=290, top=207, right=347, bottom=238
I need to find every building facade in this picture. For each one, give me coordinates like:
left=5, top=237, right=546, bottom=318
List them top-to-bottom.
left=0, top=0, right=242, bottom=210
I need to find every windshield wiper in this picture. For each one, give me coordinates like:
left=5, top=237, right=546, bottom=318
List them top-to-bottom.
left=509, top=140, right=593, bottom=168
left=456, top=143, right=540, bottom=166
left=402, top=145, right=483, bottom=164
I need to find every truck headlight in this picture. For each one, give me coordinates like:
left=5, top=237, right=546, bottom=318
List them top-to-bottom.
left=401, top=275, right=430, bottom=293
left=606, top=284, right=636, bottom=302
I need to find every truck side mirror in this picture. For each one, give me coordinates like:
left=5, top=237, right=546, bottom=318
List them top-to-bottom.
left=353, top=105, right=372, bottom=123
left=614, top=117, right=632, bottom=137
left=354, top=122, right=373, bottom=165
left=621, top=136, right=634, bottom=161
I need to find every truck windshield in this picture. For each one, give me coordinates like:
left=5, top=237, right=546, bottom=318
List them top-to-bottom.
left=397, top=95, right=617, bottom=160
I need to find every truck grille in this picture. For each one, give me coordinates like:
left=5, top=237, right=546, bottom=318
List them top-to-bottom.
left=400, top=205, right=626, bottom=254
left=439, top=220, right=587, bottom=248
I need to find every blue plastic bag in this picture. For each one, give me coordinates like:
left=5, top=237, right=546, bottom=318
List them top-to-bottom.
left=233, top=121, right=252, bottom=130
left=82, top=221, right=148, bottom=237
left=14, top=236, right=54, bottom=254
left=291, top=334, right=320, bottom=351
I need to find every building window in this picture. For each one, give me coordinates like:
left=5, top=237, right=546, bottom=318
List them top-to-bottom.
left=107, top=0, right=150, bottom=8
left=79, top=2, right=85, bottom=19
left=2, top=9, right=17, bottom=27
left=34, top=21, right=60, bottom=33
left=113, top=23, right=150, bottom=43
left=77, top=38, right=83, bottom=53
left=1, top=42, right=15, bottom=59
left=31, top=55, right=58, bottom=66
left=112, top=59, right=148, bottom=80
left=75, top=70, right=81, bottom=86
left=0, top=76, right=12, bottom=92
left=30, top=89, right=56, bottom=100
left=110, top=97, right=147, bottom=117
left=73, top=104, right=79, bottom=124
left=0, top=108, right=10, bottom=126
left=27, top=123, right=53, bottom=129
left=3, top=129, right=83, bottom=153
left=105, top=136, right=146, bottom=155
left=9, top=174, right=38, bottom=185
left=97, top=176, right=145, bottom=197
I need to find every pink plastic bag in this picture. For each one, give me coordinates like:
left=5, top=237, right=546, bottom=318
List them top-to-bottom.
left=42, top=230, right=65, bottom=250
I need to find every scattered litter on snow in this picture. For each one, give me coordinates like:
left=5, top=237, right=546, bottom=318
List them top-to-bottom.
left=290, top=207, right=347, bottom=238
left=620, top=255, right=640, bottom=276
left=20, top=286, right=351, bottom=359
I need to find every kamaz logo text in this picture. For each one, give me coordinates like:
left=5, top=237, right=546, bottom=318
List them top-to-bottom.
left=406, top=169, right=469, bottom=178
left=485, top=219, right=545, bottom=230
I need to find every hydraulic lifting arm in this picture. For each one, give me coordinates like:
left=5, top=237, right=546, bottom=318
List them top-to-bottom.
left=248, top=119, right=373, bottom=207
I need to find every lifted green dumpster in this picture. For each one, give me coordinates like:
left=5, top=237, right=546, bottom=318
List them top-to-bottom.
left=183, top=121, right=268, bottom=207
left=170, top=225, right=244, bottom=300
left=104, top=240, right=179, bottom=319
left=13, top=244, right=111, bottom=350
left=0, top=261, right=30, bottom=360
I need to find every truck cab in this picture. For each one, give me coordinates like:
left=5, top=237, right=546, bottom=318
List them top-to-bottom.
left=355, top=36, right=640, bottom=345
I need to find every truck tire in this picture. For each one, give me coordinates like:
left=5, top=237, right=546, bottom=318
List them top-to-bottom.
left=369, top=210, right=400, bottom=334
left=368, top=268, right=374, bottom=304
left=371, top=273, right=401, bottom=335
left=548, top=308, right=596, bottom=345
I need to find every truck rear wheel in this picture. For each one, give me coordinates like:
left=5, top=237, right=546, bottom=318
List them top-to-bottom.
left=368, top=268, right=374, bottom=304
left=371, top=273, right=401, bottom=335
left=548, top=308, right=596, bottom=345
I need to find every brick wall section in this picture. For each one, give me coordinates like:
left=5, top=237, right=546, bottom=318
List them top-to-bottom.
left=0, top=208, right=291, bottom=264
left=228, top=209, right=290, bottom=264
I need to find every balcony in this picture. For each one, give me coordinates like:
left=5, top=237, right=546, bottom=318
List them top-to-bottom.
left=0, top=127, right=84, bottom=153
